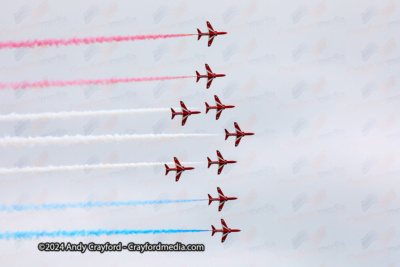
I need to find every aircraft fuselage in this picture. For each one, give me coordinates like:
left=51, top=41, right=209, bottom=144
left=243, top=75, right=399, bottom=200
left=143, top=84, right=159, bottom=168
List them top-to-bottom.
left=199, top=31, right=227, bottom=37
left=198, top=73, right=226, bottom=79
left=208, top=105, right=235, bottom=110
left=173, top=111, right=201, bottom=116
left=227, top=132, right=255, bottom=137
left=209, top=160, right=237, bottom=166
left=169, top=167, right=195, bottom=172
left=209, top=197, right=237, bottom=202
left=213, top=228, right=241, bottom=233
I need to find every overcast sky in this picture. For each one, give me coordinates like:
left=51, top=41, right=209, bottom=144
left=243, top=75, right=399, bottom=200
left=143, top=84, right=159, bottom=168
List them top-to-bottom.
left=0, top=0, right=399, bottom=266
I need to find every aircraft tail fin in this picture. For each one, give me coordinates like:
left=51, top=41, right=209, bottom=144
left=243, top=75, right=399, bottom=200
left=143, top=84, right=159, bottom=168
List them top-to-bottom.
left=197, top=29, right=202, bottom=40
left=196, top=71, right=200, bottom=82
left=205, top=102, right=210, bottom=113
left=171, top=108, right=175, bottom=120
left=225, top=129, right=229, bottom=140
left=207, top=157, right=212, bottom=168
left=165, top=164, right=170, bottom=175
left=208, top=194, right=212, bottom=205
left=211, top=225, right=216, bottom=236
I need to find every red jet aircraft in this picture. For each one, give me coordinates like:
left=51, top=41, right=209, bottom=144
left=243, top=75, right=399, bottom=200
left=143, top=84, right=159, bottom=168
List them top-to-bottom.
left=197, top=21, right=227, bottom=47
left=196, top=64, right=226, bottom=89
left=205, top=95, right=235, bottom=120
left=171, top=101, right=201, bottom=126
left=225, top=122, right=255, bottom=147
left=207, top=150, right=237, bottom=175
left=165, top=157, right=194, bottom=182
left=208, top=187, right=237, bottom=212
left=211, top=219, right=241, bottom=243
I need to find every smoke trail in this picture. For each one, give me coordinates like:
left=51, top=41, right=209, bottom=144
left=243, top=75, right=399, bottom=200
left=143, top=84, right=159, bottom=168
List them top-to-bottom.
left=0, top=34, right=195, bottom=49
left=0, top=76, right=194, bottom=90
left=0, top=108, right=170, bottom=122
left=0, top=133, right=218, bottom=147
left=0, top=162, right=203, bottom=175
left=0, top=199, right=207, bottom=212
left=0, top=229, right=210, bottom=240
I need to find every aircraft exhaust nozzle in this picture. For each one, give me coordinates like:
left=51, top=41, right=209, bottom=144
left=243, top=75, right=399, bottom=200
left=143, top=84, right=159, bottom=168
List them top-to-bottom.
left=197, top=29, right=202, bottom=40
left=196, top=71, right=200, bottom=82
left=205, top=103, right=210, bottom=113
left=171, top=108, right=175, bottom=120
left=225, top=129, right=229, bottom=140
left=207, top=157, right=212, bottom=168
left=165, top=164, right=170, bottom=175
left=208, top=194, right=212, bottom=205
left=211, top=225, right=216, bottom=236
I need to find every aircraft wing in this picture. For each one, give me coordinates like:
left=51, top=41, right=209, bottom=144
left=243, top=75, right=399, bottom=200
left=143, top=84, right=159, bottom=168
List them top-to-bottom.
left=207, top=21, right=216, bottom=33
left=208, top=35, right=215, bottom=47
left=205, top=64, right=213, bottom=75
left=206, top=77, right=214, bottom=89
left=214, top=95, right=223, bottom=106
left=180, top=101, right=188, bottom=112
left=216, top=108, right=223, bottom=120
left=182, top=115, right=189, bottom=126
left=234, top=122, right=243, bottom=134
left=235, top=135, right=243, bottom=147
left=216, top=150, right=224, bottom=161
left=174, top=157, right=182, bottom=168
left=218, top=164, right=225, bottom=175
left=176, top=170, right=182, bottom=182
left=217, top=187, right=225, bottom=197
left=218, top=201, right=225, bottom=212
left=221, top=219, right=229, bottom=230
left=221, top=232, right=229, bottom=243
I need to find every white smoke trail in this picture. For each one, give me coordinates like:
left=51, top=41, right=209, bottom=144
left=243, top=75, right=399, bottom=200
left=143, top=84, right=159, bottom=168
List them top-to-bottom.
left=0, top=108, right=170, bottom=121
left=0, top=133, right=219, bottom=147
left=0, top=162, right=203, bottom=175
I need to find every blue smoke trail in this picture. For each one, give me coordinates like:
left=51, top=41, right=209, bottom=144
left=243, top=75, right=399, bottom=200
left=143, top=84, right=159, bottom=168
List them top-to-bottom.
left=0, top=199, right=207, bottom=213
left=0, top=229, right=211, bottom=240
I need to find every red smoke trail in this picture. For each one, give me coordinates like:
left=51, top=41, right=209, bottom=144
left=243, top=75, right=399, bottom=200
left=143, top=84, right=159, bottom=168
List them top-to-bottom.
left=0, top=34, right=196, bottom=49
left=0, top=76, right=194, bottom=90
